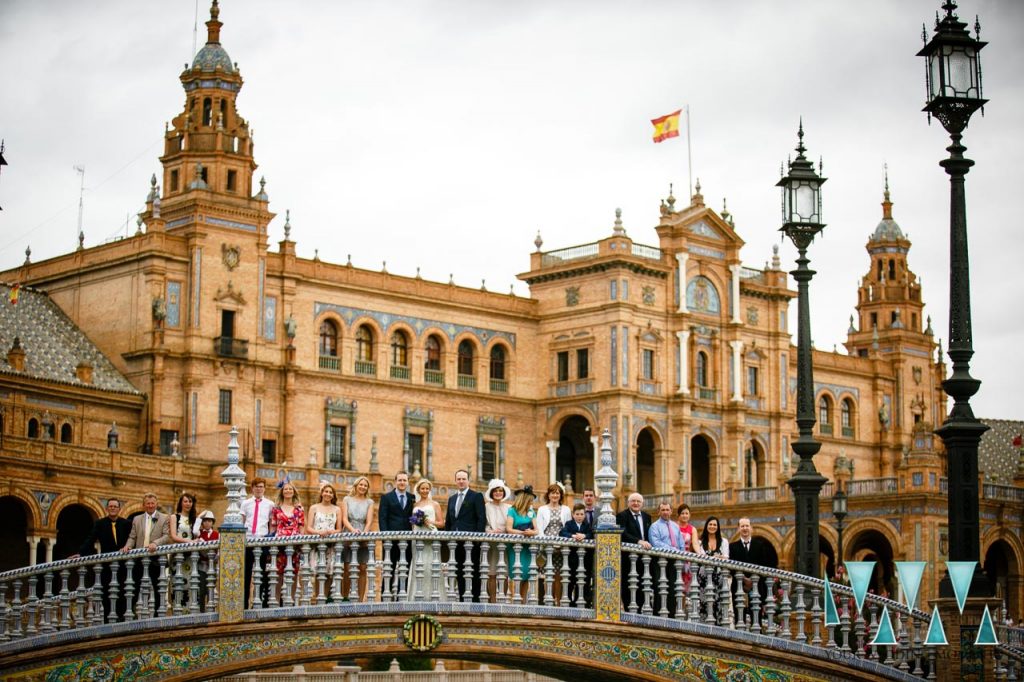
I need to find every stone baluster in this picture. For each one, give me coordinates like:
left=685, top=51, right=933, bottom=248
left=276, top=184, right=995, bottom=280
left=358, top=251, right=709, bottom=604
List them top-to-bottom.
left=217, top=426, right=247, bottom=623
left=412, top=538, right=425, bottom=600
left=380, top=539, right=393, bottom=602
left=445, top=539, right=459, bottom=601
left=348, top=540, right=361, bottom=602
left=396, top=540, right=409, bottom=601
left=461, top=540, right=474, bottom=603
left=496, top=541, right=509, bottom=604
left=300, top=542, right=314, bottom=606
left=366, top=542, right=378, bottom=602
left=331, top=543, right=344, bottom=602
left=510, top=543, right=523, bottom=604
left=526, top=545, right=540, bottom=605
left=542, top=545, right=556, bottom=606
left=264, top=546, right=278, bottom=607
left=279, top=546, right=294, bottom=607
left=558, top=546, right=571, bottom=607
left=574, top=546, right=588, bottom=608
left=205, top=547, right=219, bottom=609
left=251, top=547, right=265, bottom=611
left=188, top=550, right=202, bottom=614
left=169, top=551, right=184, bottom=615
left=626, top=552, right=640, bottom=613
left=640, top=554, right=654, bottom=616
left=655, top=556, right=669, bottom=617
left=123, top=559, right=137, bottom=621
left=673, top=560, right=685, bottom=619
left=90, top=563, right=106, bottom=625
left=72, top=564, right=87, bottom=627
left=703, top=567, right=716, bottom=624
left=718, top=567, right=733, bottom=628
left=58, top=568, right=72, bottom=630
left=687, top=568, right=701, bottom=622
left=733, top=569, right=747, bottom=631
left=40, top=570, right=56, bottom=633
left=24, top=575, right=38, bottom=636
left=749, top=575, right=762, bottom=634
left=762, top=575, right=776, bottom=636
left=10, top=579, right=24, bottom=638
left=778, top=579, right=792, bottom=639
left=792, top=583, right=807, bottom=642
left=0, top=584, right=9, bottom=641
left=809, top=586, right=822, bottom=646
left=838, top=596, right=852, bottom=652
left=867, top=603, right=880, bottom=661
left=853, top=605, right=866, bottom=658
left=896, top=610, right=910, bottom=671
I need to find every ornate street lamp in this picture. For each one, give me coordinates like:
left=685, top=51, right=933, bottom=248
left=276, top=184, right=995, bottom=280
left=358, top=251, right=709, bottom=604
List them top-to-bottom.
left=918, top=0, right=991, bottom=596
left=778, top=123, right=829, bottom=579
left=832, top=487, right=848, bottom=578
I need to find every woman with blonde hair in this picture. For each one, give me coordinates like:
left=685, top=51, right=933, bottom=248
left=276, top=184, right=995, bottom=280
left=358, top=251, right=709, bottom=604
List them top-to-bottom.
left=341, top=476, right=375, bottom=599
left=269, top=481, right=304, bottom=602
left=306, top=482, right=341, bottom=536
left=505, top=484, right=538, bottom=600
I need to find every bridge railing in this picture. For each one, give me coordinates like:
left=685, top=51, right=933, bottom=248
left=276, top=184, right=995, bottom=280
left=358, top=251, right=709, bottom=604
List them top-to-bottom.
left=3, top=532, right=1022, bottom=681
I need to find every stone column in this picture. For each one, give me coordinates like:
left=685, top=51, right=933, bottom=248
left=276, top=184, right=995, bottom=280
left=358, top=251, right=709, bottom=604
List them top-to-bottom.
left=676, top=252, right=689, bottom=313
left=729, top=263, right=741, bottom=324
left=676, top=330, right=690, bottom=395
left=730, top=340, right=743, bottom=402
left=218, top=426, right=247, bottom=623
left=593, top=429, right=622, bottom=622
left=545, top=440, right=558, bottom=486
left=28, top=536, right=39, bottom=566
left=44, top=538, right=54, bottom=564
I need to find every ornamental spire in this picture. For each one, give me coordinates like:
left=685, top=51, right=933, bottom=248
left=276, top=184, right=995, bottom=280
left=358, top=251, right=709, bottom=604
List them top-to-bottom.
left=207, top=1, right=223, bottom=45
left=882, top=164, right=893, bottom=220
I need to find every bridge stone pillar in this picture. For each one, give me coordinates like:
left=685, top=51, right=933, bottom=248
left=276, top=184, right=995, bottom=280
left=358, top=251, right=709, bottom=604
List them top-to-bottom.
left=218, top=426, right=248, bottom=623
left=594, top=427, right=622, bottom=622
left=930, top=595, right=1002, bottom=681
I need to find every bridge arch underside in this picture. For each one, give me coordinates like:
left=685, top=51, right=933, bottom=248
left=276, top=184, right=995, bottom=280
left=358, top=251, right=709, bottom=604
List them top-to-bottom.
left=3, top=610, right=917, bottom=682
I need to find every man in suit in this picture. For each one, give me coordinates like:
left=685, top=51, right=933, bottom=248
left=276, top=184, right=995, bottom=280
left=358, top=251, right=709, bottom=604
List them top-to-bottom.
left=444, top=469, right=487, bottom=601
left=378, top=471, right=414, bottom=593
left=581, top=488, right=599, bottom=528
left=120, top=492, right=170, bottom=613
left=615, top=492, right=652, bottom=611
left=71, top=498, right=131, bottom=621
left=648, top=502, right=684, bottom=617
left=559, top=503, right=594, bottom=606
left=731, top=517, right=772, bottom=607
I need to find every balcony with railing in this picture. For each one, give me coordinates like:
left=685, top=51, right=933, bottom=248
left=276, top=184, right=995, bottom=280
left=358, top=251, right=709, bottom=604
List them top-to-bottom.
left=540, top=242, right=600, bottom=267
left=630, top=243, right=662, bottom=260
left=214, top=336, right=248, bottom=359
left=318, top=355, right=340, bottom=371
left=354, top=360, right=376, bottom=377
left=390, top=365, right=410, bottom=381
left=424, top=368, right=444, bottom=386
left=457, top=374, right=477, bottom=390
left=490, top=378, right=508, bottom=394
left=697, top=387, right=717, bottom=401
left=819, top=423, right=834, bottom=436
left=842, top=426, right=855, bottom=438
left=847, top=477, right=898, bottom=496
left=983, top=483, right=1024, bottom=503
left=738, top=486, right=779, bottom=503
left=682, top=489, right=726, bottom=506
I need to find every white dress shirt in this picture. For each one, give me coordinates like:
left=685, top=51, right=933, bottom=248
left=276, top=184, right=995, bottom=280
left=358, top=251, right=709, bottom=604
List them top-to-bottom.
left=240, top=495, right=273, bottom=538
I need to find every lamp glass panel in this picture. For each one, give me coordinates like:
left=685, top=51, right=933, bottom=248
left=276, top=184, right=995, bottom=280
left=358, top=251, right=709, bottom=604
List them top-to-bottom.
left=944, top=45, right=975, bottom=97
left=928, top=52, right=942, bottom=100
left=795, top=184, right=817, bottom=222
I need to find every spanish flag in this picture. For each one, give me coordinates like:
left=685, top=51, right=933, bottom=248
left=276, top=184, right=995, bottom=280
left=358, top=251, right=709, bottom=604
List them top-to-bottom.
left=651, top=109, right=682, bottom=143
left=8, top=283, right=20, bottom=305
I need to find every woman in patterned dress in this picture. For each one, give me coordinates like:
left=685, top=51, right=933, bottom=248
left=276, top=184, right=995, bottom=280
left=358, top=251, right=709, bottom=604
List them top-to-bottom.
left=269, top=482, right=305, bottom=594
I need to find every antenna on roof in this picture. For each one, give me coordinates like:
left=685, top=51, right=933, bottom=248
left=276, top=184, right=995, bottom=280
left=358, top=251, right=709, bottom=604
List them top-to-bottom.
left=192, top=0, right=200, bottom=58
left=74, top=165, right=86, bottom=249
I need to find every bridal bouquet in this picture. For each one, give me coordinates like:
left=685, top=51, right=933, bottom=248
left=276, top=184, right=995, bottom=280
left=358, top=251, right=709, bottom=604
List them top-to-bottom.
left=410, top=510, right=426, bottom=527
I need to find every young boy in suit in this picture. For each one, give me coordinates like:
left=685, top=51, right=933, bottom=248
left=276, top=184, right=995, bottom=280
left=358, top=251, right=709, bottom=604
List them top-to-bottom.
left=559, top=503, right=593, bottom=607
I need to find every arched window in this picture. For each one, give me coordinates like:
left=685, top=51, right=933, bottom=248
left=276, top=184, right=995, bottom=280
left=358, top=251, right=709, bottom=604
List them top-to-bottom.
left=202, top=97, right=212, bottom=127
left=219, top=99, right=227, bottom=128
left=888, top=259, right=896, bottom=280
left=319, top=320, right=338, bottom=357
left=355, top=325, right=374, bottom=362
left=391, top=331, right=409, bottom=367
left=425, top=335, right=442, bottom=371
left=457, top=340, right=475, bottom=376
left=489, top=345, right=506, bottom=380
left=696, top=351, right=708, bottom=387
left=819, top=396, right=833, bottom=435
left=841, top=398, right=854, bottom=437
left=27, top=418, right=39, bottom=439
left=60, top=423, right=73, bottom=443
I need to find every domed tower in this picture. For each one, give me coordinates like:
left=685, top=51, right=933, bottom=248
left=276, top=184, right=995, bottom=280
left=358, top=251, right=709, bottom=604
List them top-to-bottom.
left=148, top=0, right=271, bottom=232
left=848, top=173, right=927, bottom=349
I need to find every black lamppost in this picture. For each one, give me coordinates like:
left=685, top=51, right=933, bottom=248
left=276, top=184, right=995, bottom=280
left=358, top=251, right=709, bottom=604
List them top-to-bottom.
left=918, top=0, right=991, bottom=596
left=779, top=123, right=829, bottom=579
left=832, top=487, right=848, bottom=579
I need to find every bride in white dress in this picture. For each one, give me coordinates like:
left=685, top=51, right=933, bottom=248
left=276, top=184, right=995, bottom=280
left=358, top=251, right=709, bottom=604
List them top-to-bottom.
left=406, top=479, right=446, bottom=601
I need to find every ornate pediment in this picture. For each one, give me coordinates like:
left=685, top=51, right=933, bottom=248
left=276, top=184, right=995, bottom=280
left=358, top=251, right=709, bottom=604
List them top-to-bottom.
left=214, top=280, right=246, bottom=305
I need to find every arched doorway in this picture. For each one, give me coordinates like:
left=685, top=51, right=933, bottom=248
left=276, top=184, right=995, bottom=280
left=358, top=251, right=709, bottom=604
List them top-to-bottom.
left=556, top=416, right=593, bottom=492
left=636, top=428, right=656, bottom=494
left=690, top=435, right=711, bottom=491
left=744, top=440, right=766, bottom=488
left=0, top=496, right=31, bottom=571
left=54, top=504, right=95, bottom=561
left=847, top=529, right=897, bottom=598
left=819, top=536, right=837, bottom=579
left=756, top=537, right=780, bottom=569
left=984, top=540, right=1020, bottom=620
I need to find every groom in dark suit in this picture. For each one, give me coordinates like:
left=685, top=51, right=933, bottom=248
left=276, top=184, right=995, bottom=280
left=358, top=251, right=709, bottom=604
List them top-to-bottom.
left=444, top=469, right=487, bottom=601
left=378, top=471, right=414, bottom=592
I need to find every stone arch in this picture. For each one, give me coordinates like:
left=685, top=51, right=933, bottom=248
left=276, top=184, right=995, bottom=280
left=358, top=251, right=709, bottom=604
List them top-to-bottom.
left=685, top=275, right=722, bottom=315
left=314, top=311, right=345, bottom=359
left=386, top=322, right=416, bottom=372
left=453, top=332, right=481, bottom=379
left=485, top=338, right=514, bottom=385
left=555, top=414, right=595, bottom=493
left=635, top=426, right=660, bottom=495
left=689, top=432, right=716, bottom=492
left=744, top=435, right=769, bottom=488
left=0, top=486, right=43, bottom=530
left=0, top=494, right=34, bottom=571
left=47, top=494, right=104, bottom=531
left=844, top=519, right=900, bottom=598
left=982, top=527, right=1024, bottom=620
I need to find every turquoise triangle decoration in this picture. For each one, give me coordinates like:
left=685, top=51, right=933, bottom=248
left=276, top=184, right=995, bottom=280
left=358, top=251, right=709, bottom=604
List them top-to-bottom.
left=846, top=561, right=876, bottom=612
left=895, top=561, right=927, bottom=609
left=947, top=561, right=977, bottom=614
left=823, top=577, right=840, bottom=626
left=870, top=605, right=898, bottom=646
left=924, top=605, right=948, bottom=646
left=974, top=605, right=998, bottom=646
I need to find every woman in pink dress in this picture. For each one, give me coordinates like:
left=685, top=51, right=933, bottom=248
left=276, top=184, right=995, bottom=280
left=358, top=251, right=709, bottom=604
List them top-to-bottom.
left=269, top=481, right=305, bottom=601
left=676, top=503, right=703, bottom=592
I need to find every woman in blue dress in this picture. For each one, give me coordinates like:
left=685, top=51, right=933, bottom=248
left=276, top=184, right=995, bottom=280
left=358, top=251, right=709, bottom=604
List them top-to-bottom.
left=505, top=485, right=538, bottom=601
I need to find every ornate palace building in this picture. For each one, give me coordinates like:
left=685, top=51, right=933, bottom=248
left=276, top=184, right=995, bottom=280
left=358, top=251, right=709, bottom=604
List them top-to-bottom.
left=1, top=3, right=1021, bottom=616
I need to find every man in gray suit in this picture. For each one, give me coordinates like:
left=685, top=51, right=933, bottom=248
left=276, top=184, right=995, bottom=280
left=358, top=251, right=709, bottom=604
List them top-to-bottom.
left=121, top=492, right=170, bottom=612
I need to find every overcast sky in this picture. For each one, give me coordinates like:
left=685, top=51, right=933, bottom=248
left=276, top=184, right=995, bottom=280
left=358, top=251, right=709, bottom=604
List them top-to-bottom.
left=1, top=1, right=1021, bottom=420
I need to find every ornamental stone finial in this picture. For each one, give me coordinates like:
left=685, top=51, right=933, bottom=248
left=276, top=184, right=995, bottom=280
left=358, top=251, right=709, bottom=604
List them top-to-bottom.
left=612, top=207, right=626, bottom=236
left=283, top=209, right=291, bottom=240
left=534, top=230, right=543, bottom=252
left=221, top=425, right=246, bottom=529
left=595, top=428, right=619, bottom=529
left=369, top=434, right=380, bottom=473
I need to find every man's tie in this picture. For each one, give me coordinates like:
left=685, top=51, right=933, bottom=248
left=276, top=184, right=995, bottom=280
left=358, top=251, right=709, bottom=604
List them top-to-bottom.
left=455, top=490, right=465, bottom=517
left=398, top=493, right=406, bottom=508
left=251, top=498, right=261, bottom=534
left=586, top=509, right=594, bottom=527
left=634, top=513, right=643, bottom=537
left=143, top=515, right=152, bottom=546
left=111, top=520, right=118, bottom=545
left=666, top=520, right=677, bottom=548
left=744, top=541, right=750, bottom=552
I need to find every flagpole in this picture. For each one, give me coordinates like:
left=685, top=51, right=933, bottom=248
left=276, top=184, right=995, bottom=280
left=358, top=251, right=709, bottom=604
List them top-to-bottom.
left=686, top=104, right=693, bottom=199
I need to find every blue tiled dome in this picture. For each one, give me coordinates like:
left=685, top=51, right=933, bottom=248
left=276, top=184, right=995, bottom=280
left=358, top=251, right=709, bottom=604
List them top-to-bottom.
left=192, top=43, right=234, bottom=73
left=870, top=217, right=904, bottom=242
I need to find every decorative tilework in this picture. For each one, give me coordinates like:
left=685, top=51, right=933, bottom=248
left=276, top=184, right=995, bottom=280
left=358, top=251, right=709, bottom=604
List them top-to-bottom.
left=205, top=216, right=257, bottom=232
left=689, top=220, right=723, bottom=240
left=688, top=245, right=725, bottom=259
left=686, top=276, right=721, bottom=313
left=165, top=281, right=181, bottom=328
left=263, top=296, right=277, bottom=342
left=314, top=303, right=516, bottom=349
left=633, top=400, right=668, bottom=414
left=33, top=490, right=58, bottom=526
left=218, top=528, right=245, bottom=622
left=594, top=529, right=621, bottom=622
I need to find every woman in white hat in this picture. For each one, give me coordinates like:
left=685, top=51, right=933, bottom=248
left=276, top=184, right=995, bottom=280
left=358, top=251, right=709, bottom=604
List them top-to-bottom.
left=483, top=478, right=512, bottom=600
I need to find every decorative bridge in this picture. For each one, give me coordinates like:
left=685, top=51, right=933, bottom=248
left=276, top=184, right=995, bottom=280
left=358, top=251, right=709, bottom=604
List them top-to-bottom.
left=1, top=432, right=1021, bottom=681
